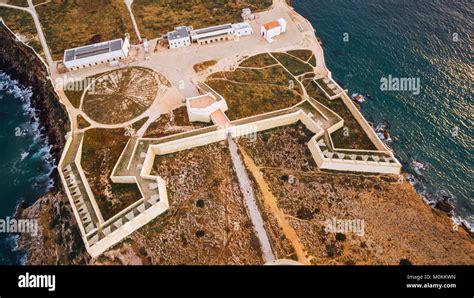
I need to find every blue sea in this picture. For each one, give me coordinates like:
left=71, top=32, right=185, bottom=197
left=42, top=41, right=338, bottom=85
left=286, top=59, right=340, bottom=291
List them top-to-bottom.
left=293, top=0, right=472, bottom=223
left=0, top=72, right=53, bottom=265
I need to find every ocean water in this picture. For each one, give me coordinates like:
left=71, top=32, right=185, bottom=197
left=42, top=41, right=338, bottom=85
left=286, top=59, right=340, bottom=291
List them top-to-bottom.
left=293, top=0, right=473, bottom=224
left=0, top=72, right=53, bottom=265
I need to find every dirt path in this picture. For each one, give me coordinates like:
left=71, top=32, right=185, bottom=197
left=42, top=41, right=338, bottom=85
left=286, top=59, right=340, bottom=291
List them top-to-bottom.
left=227, top=137, right=275, bottom=263
left=239, top=147, right=311, bottom=265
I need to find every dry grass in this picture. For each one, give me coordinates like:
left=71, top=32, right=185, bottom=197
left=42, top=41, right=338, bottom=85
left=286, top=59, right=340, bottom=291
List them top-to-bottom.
left=7, top=0, right=28, bottom=7
left=36, top=0, right=137, bottom=60
left=132, top=0, right=272, bottom=39
left=0, top=7, right=43, bottom=54
left=287, top=49, right=313, bottom=62
left=272, top=52, right=314, bottom=76
left=205, top=53, right=305, bottom=120
left=239, top=53, right=277, bottom=68
left=308, top=54, right=317, bottom=67
left=193, top=60, right=217, bottom=73
left=219, top=65, right=297, bottom=88
left=82, top=67, right=161, bottom=124
left=299, top=72, right=316, bottom=83
left=314, top=78, right=338, bottom=97
left=207, top=79, right=301, bottom=120
left=305, top=81, right=376, bottom=150
left=63, top=88, right=83, bottom=109
left=144, top=106, right=207, bottom=138
left=143, top=113, right=173, bottom=138
left=77, top=114, right=90, bottom=129
left=131, top=116, right=149, bottom=131
left=238, top=123, right=317, bottom=171
left=81, top=128, right=142, bottom=220
left=125, top=141, right=263, bottom=264
left=261, top=169, right=474, bottom=265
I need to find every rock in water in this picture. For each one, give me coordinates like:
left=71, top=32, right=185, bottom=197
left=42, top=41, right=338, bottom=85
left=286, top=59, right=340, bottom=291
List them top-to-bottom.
left=435, top=198, right=454, bottom=213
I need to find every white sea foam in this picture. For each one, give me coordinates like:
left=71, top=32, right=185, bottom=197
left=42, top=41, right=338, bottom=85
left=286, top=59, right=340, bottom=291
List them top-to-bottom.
left=1, top=72, right=56, bottom=171
left=1, top=73, right=55, bottom=185
left=20, top=151, right=29, bottom=161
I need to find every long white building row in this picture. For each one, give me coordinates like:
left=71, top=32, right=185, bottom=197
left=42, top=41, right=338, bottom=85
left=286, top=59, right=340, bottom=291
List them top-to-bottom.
left=167, top=22, right=253, bottom=49
left=63, top=35, right=130, bottom=70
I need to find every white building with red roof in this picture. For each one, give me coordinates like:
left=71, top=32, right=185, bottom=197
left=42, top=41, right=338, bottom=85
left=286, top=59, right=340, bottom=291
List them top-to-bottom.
left=260, top=18, right=287, bottom=43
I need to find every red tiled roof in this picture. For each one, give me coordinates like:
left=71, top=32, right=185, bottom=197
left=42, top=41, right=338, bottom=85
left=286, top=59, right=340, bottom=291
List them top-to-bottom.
left=263, top=21, right=280, bottom=31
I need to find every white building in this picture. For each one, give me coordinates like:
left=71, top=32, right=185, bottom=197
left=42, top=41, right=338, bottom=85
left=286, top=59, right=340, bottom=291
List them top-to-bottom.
left=241, top=8, right=252, bottom=21
left=260, top=18, right=287, bottom=43
left=232, top=22, right=253, bottom=37
left=190, top=24, right=235, bottom=45
left=167, top=26, right=192, bottom=49
left=63, top=35, right=130, bottom=70
left=186, top=92, right=228, bottom=123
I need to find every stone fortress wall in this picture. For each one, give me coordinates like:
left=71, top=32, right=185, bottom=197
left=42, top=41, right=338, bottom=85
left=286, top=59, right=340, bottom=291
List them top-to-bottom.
left=58, top=84, right=402, bottom=257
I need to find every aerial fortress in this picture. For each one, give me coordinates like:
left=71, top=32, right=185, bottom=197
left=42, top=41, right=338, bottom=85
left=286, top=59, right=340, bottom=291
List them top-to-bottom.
left=1, top=0, right=403, bottom=261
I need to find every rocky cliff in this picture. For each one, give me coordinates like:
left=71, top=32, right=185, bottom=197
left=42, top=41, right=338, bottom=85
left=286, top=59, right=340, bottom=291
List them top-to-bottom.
left=0, top=23, right=89, bottom=264
left=0, top=23, right=68, bottom=184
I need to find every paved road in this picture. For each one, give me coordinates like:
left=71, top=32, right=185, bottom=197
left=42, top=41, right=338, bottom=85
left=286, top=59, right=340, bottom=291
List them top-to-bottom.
left=27, top=0, right=53, bottom=67
left=228, top=137, right=276, bottom=263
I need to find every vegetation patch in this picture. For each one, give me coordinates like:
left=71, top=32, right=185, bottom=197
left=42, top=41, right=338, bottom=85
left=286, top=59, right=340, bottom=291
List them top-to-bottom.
left=7, top=0, right=28, bottom=6
left=36, top=0, right=137, bottom=60
left=132, top=0, right=272, bottom=39
left=0, top=7, right=42, bottom=54
left=286, top=49, right=313, bottom=62
left=272, top=52, right=314, bottom=76
left=205, top=53, right=305, bottom=120
left=239, top=53, right=277, bottom=68
left=308, top=54, right=317, bottom=67
left=193, top=60, right=217, bottom=73
left=216, top=66, right=298, bottom=89
left=299, top=72, right=316, bottom=83
left=315, top=78, right=337, bottom=97
left=206, top=80, right=301, bottom=120
left=306, top=81, right=376, bottom=150
left=64, top=88, right=83, bottom=109
left=330, top=104, right=377, bottom=150
left=143, top=113, right=173, bottom=138
left=77, top=115, right=90, bottom=129
left=131, top=116, right=149, bottom=132
left=238, top=123, right=317, bottom=171
left=82, top=128, right=142, bottom=221
left=129, top=141, right=263, bottom=264
left=260, top=169, right=474, bottom=265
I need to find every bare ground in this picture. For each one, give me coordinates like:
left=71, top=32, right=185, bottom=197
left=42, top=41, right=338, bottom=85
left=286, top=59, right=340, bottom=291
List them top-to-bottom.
left=238, top=124, right=474, bottom=265
left=97, top=141, right=264, bottom=265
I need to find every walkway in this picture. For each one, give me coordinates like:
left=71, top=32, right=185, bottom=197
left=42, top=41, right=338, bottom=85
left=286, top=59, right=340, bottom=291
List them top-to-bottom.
left=124, top=0, right=141, bottom=41
left=227, top=137, right=275, bottom=263
left=240, top=149, right=311, bottom=264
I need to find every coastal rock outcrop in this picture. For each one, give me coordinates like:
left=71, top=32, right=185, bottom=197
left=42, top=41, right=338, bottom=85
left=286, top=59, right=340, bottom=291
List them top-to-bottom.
left=0, top=23, right=86, bottom=264
left=0, top=23, right=69, bottom=189
left=16, top=192, right=90, bottom=265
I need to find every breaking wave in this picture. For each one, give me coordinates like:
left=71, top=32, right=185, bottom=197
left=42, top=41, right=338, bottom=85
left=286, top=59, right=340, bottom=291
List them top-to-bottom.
left=0, top=71, right=54, bottom=264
